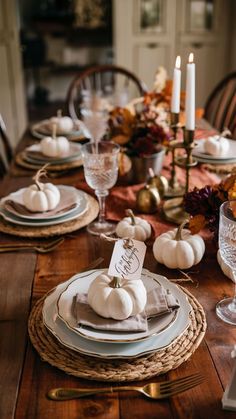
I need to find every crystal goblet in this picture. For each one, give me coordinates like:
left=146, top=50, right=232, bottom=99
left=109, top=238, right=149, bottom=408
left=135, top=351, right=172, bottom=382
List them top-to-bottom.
left=81, top=141, right=120, bottom=235
left=216, top=200, right=236, bottom=325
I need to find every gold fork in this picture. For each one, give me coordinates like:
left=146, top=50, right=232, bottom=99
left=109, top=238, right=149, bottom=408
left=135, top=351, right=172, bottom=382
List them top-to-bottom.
left=0, top=237, right=64, bottom=253
left=47, top=373, right=204, bottom=401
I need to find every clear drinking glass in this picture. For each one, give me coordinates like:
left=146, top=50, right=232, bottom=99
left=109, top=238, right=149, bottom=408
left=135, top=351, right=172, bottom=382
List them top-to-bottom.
left=80, top=91, right=108, bottom=143
left=81, top=141, right=120, bottom=235
left=216, top=200, right=236, bottom=325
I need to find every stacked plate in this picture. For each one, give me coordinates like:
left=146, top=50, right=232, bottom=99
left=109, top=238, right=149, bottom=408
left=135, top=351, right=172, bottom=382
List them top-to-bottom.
left=30, top=119, right=90, bottom=141
left=192, top=138, right=236, bottom=164
left=16, top=142, right=83, bottom=172
left=0, top=185, right=88, bottom=228
left=43, top=268, right=192, bottom=359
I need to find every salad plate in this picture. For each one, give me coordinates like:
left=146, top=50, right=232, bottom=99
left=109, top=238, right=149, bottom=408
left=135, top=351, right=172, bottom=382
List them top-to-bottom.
left=0, top=186, right=88, bottom=226
left=42, top=269, right=192, bottom=359
left=57, top=270, right=179, bottom=343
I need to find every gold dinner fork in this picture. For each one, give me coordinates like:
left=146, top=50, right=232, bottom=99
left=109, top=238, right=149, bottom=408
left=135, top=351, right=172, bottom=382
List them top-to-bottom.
left=0, top=237, right=64, bottom=253
left=47, top=373, right=204, bottom=401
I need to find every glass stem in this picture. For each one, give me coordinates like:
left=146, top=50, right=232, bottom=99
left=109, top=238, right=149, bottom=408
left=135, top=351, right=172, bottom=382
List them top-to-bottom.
left=95, top=190, right=108, bottom=224
left=231, top=272, right=236, bottom=312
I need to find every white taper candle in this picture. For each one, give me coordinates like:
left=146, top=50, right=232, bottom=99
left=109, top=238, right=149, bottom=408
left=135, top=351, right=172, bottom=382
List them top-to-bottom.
left=185, top=53, right=195, bottom=130
left=171, top=56, right=181, bottom=114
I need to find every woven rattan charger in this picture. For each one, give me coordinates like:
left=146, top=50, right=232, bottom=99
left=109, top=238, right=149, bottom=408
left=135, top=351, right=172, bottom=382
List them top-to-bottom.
left=15, top=151, right=83, bottom=172
left=0, top=194, right=99, bottom=238
left=28, top=286, right=206, bottom=382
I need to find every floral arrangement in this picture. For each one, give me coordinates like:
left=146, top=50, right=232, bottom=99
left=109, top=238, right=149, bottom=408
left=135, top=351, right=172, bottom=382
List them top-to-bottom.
left=106, top=66, right=187, bottom=158
left=107, top=103, right=170, bottom=158
left=183, top=173, right=236, bottom=237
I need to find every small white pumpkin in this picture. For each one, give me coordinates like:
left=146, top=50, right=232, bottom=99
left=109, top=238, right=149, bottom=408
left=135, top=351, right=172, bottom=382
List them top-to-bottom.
left=50, top=109, right=74, bottom=134
left=41, top=123, right=70, bottom=157
left=204, top=135, right=229, bottom=157
left=23, top=166, right=60, bottom=212
left=116, top=209, right=151, bottom=241
left=153, top=221, right=205, bottom=269
left=217, top=250, right=235, bottom=282
left=87, top=273, right=147, bottom=320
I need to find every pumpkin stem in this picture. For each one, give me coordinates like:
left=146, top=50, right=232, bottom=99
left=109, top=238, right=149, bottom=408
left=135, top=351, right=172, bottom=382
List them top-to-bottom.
left=57, top=109, right=62, bottom=118
left=52, top=123, right=57, bottom=139
left=220, top=128, right=231, bottom=139
left=33, top=164, right=49, bottom=191
left=125, top=209, right=136, bottom=225
left=175, top=219, right=189, bottom=241
left=110, top=277, right=121, bottom=288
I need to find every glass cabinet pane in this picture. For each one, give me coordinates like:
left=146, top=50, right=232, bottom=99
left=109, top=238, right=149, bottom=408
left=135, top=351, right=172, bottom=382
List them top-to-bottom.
left=138, top=0, right=164, bottom=33
left=188, top=0, right=214, bottom=31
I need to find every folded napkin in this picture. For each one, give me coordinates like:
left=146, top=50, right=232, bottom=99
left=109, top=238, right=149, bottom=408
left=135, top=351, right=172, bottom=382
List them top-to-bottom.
left=3, top=187, right=80, bottom=218
left=73, top=285, right=180, bottom=332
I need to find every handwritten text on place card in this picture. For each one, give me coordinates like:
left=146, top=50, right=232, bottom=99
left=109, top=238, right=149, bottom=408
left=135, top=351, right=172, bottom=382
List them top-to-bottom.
left=108, top=239, right=146, bottom=280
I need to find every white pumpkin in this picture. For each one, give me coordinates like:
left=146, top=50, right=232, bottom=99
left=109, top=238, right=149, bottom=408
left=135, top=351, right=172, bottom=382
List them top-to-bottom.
left=50, top=109, right=73, bottom=134
left=41, top=135, right=70, bottom=157
left=204, top=135, right=229, bottom=157
left=23, top=166, right=60, bottom=212
left=116, top=209, right=151, bottom=241
left=153, top=221, right=205, bottom=269
left=217, top=250, right=235, bottom=282
left=87, top=273, right=147, bottom=320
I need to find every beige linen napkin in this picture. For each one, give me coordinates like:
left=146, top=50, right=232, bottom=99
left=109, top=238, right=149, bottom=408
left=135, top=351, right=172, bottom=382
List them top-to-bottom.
left=3, top=188, right=79, bottom=218
left=73, top=285, right=180, bottom=332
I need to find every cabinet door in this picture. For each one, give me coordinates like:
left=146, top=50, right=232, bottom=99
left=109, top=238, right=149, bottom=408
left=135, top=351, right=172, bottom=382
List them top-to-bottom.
left=0, top=0, right=27, bottom=146
left=113, top=0, right=177, bottom=89
left=176, top=0, right=231, bottom=107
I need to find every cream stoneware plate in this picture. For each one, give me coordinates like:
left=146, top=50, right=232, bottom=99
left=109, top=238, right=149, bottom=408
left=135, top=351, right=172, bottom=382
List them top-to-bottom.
left=0, top=186, right=88, bottom=226
left=42, top=268, right=192, bottom=359
left=57, top=270, right=179, bottom=343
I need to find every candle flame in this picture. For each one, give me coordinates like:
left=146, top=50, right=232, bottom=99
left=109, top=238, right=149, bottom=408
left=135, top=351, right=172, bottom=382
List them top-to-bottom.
left=189, top=53, right=194, bottom=63
left=175, top=56, right=181, bottom=69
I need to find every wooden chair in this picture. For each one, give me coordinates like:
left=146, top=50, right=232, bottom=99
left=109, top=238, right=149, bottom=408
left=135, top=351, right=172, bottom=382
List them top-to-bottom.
left=66, top=64, right=148, bottom=120
left=203, top=72, right=236, bottom=139
left=0, top=114, right=13, bottom=178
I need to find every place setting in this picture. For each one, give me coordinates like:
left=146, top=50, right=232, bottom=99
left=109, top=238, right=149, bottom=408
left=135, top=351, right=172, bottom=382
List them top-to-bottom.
left=30, top=109, right=90, bottom=142
left=15, top=122, right=85, bottom=174
left=192, top=129, right=236, bottom=165
left=0, top=165, right=99, bottom=238
left=28, top=234, right=207, bottom=382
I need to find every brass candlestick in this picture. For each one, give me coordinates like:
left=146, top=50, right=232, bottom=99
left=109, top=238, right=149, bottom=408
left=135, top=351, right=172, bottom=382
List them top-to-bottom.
left=165, top=112, right=185, bottom=198
left=162, top=128, right=197, bottom=224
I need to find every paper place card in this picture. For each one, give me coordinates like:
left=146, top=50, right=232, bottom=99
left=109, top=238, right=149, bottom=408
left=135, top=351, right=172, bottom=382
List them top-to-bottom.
left=108, top=239, right=146, bottom=280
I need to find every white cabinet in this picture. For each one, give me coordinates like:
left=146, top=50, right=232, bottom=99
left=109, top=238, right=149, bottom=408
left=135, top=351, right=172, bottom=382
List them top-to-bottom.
left=113, top=0, right=232, bottom=107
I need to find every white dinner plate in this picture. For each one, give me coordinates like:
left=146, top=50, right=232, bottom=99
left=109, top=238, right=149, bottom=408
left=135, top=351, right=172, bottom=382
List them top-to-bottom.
left=31, top=119, right=90, bottom=141
left=193, top=138, right=236, bottom=164
left=25, top=143, right=82, bottom=165
left=0, top=186, right=88, bottom=226
left=42, top=269, right=192, bottom=359
left=57, top=270, right=179, bottom=343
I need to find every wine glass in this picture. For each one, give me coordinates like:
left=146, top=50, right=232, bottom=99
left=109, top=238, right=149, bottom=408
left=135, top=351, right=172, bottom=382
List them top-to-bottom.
left=80, top=90, right=108, bottom=143
left=81, top=141, right=120, bottom=235
left=216, top=200, right=236, bottom=325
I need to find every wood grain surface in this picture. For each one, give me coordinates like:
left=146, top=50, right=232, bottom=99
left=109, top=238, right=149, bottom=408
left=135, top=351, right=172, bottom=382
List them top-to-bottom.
left=0, top=129, right=236, bottom=419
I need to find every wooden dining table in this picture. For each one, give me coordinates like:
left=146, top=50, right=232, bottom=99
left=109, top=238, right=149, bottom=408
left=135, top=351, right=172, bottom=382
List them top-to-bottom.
left=0, top=127, right=236, bottom=419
